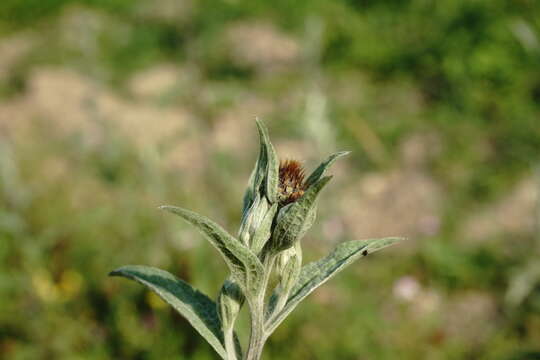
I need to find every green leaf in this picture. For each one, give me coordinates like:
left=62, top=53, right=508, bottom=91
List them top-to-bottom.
left=255, top=118, right=279, bottom=204
left=241, top=119, right=279, bottom=217
left=242, top=150, right=265, bottom=220
left=304, top=151, right=350, bottom=189
left=270, top=176, right=332, bottom=252
left=160, top=205, right=264, bottom=294
left=299, top=205, right=317, bottom=240
left=265, top=237, right=404, bottom=334
left=109, top=265, right=228, bottom=359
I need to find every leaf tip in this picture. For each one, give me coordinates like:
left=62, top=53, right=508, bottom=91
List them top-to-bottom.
left=255, top=116, right=264, bottom=130
left=255, top=117, right=272, bottom=141
left=159, top=205, right=179, bottom=215
left=108, top=268, right=122, bottom=277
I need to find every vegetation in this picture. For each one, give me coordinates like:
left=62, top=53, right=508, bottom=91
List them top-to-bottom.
left=0, top=0, right=539, bottom=359
left=111, top=119, right=403, bottom=359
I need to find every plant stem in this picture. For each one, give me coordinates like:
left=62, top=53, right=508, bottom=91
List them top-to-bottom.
left=245, top=255, right=275, bottom=360
left=245, top=306, right=266, bottom=360
left=224, top=327, right=238, bottom=360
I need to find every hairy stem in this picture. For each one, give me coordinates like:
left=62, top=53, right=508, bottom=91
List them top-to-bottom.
left=245, top=255, right=275, bottom=360
left=245, top=307, right=265, bottom=360
left=224, top=327, right=238, bottom=360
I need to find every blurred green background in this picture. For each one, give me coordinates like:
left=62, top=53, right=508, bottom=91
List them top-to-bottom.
left=1, top=0, right=540, bottom=359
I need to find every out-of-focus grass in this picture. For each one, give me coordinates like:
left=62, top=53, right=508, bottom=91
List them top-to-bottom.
left=1, top=0, right=539, bottom=359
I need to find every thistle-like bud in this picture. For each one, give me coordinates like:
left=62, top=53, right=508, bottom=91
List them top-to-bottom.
left=269, top=167, right=330, bottom=253
left=238, top=193, right=278, bottom=255
left=238, top=194, right=268, bottom=245
left=273, top=242, right=302, bottom=313
left=276, top=243, right=302, bottom=284
left=217, top=280, right=243, bottom=330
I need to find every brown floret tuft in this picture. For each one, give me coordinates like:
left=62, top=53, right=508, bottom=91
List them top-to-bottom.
left=278, top=159, right=306, bottom=206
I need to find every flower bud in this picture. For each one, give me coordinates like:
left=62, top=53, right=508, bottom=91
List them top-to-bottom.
left=238, top=193, right=271, bottom=247
left=273, top=243, right=302, bottom=313
left=276, top=244, right=302, bottom=287
left=217, top=279, right=244, bottom=331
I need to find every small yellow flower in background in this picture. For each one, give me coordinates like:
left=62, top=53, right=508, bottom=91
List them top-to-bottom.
left=32, top=269, right=59, bottom=303
left=59, top=269, right=84, bottom=300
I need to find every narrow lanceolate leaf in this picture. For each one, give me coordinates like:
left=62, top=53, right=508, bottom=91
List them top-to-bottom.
left=255, top=118, right=279, bottom=204
left=242, top=150, right=266, bottom=219
left=304, top=151, right=350, bottom=189
left=270, top=176, right=332, bottom=252
left=160, top=206, right=264, bottom=294
left=265, top=237, right=404, bottom=334
left=109, top=265, right=229, bottom=359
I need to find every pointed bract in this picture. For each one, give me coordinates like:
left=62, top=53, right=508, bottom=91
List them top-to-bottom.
left=255, top=118, right=279, bottom=204
left=304, top=151, right=350, bottom=189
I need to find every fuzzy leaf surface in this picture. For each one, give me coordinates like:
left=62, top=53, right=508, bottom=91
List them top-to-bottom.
left=255, top=118, right=279, bottom=204
left=241, top=119, right=279, bottom=217
left=242, top=148, right=265, bottom=219
left=305, top=151, right=350, bottom=189
left=270, top=176, right=332, bottom=252
left=160, top=206, right=264, bottom=293
left=265, top=237, right=404, bottom=334
left=110, top=265, right=228, bottom=359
